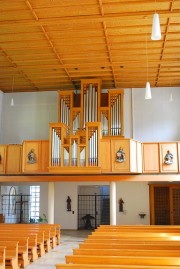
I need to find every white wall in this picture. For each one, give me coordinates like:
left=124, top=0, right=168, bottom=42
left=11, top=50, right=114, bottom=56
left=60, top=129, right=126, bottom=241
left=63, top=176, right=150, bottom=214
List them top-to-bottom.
left=2, top=87, right=180, bottom=144
left=132, top=87, right=180, bottom=142
left=2, top=91, right=58, bottom=144
left=0, top=181, right=151, bottom=228
left=116, top=181, right=150, bottom=225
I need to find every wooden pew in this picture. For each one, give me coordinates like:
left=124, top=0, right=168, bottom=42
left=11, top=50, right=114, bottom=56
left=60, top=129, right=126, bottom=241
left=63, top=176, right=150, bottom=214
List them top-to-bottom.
left=2, top=223, right=61, bottom=246
left=0, top=224, right=52, bottom=254
left=97, top=225, right=180, bottom=233
left=57, top=226, right=180, bottom=269
left=89, top=231, right=180, bottom=239
left=0, top=233, right=38, bottom=263
left=0, top=236, right=29, bottom=265
left=79, top=241, right=180, bottom=250
left=0, top=242, right=19, bottom=269
left=0, top=247, right=5, bottom=269
left=73, top=248, right=180, bottom=257
left=65, top=255, right=180, bottom=266
left=56, top=265, right=180, bottom=269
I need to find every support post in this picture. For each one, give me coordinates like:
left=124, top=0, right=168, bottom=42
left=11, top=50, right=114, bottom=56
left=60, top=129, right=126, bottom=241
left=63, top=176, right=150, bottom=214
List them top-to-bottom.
left=110, top=181, right=116, bottom=225
left=48, top=182, right=54, bottom=224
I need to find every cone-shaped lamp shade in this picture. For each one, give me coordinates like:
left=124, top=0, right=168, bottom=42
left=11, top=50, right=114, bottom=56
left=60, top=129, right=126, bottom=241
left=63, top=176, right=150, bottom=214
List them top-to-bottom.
left=151, top=13, right=161, bottom=40
left=145, top=82, right=152, bottom=99
left=10, top=97, right=14, bottom=106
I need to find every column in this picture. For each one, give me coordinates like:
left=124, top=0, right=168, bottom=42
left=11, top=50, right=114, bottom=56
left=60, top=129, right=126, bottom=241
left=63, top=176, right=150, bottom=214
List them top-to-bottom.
left=110, top=181, right=116, bottom=225
left=48, top=182, right=54, bottom=224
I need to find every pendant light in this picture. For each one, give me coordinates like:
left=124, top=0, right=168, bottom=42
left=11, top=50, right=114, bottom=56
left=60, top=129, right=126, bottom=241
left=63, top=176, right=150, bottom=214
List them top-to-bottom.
left=151, top=0, right=161, bottom=40
left=145, top=33, right=152, bottom=99
left=10, top=76, right=14, bottom=107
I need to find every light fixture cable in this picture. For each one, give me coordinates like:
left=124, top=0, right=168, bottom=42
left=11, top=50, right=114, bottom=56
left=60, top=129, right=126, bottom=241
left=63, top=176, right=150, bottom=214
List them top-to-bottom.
left=145, top=31, right=152, bottom=99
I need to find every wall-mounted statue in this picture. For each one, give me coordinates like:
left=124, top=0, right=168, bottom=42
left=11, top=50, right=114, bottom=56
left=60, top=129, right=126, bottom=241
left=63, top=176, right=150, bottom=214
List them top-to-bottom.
left=116, top=147, right=126, bottom=163
left=27, top=149, right=36, bottom=164
left=164, top=150, right=173, bottom=165
left=66, top=196, right=71, bottom=211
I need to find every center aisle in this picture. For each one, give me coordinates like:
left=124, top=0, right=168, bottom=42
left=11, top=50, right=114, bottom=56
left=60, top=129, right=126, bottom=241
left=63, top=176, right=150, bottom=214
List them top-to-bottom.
left=25, top=230, right=92, bottom=269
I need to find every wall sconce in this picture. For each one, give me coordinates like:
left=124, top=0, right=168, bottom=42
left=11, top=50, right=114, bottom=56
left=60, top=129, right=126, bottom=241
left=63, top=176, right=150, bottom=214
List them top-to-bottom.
left=66, top=196, right=72, bottom=211
left=119, top=198, right=124, bottom=212
left=139, top=213, right=146, bottom=219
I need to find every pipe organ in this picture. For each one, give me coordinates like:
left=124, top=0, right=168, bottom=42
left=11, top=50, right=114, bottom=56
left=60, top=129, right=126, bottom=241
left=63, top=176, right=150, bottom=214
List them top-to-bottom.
left=49, top=79, right=124, bottom=173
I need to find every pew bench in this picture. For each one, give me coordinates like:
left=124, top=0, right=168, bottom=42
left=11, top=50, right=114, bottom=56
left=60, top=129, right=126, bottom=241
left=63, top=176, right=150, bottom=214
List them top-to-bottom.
left=0, top=224, right=60, bottom=248
left=0, top=225, right=51, bottom=253
left=89, top=231, right=180, bottom=239
left=0, top=237, right=29, bottom=267
left=79, top=241, right=180, bottom=250
left=0, top=243, right=19, bottom=269
left=0, top=247, right=5, bottom=269
left=73, top=248, right=180, bottom=257
left=65, top=255, right=180, bottom=266
left=56, top=265, right=180, bottom=269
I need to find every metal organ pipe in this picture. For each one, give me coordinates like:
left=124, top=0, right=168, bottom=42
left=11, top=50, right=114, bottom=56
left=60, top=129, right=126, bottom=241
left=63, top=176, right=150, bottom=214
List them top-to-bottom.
left=84, top=84, right=97, bottom=126
left=111, top=95, right=121, bottom=136
left=60, top=99, right=70, bottom=128
left=73, top=113, right=80, bottom=134
left=51, top=128, right=61, bottom=166
left=88, top=129, right=98, bottom=166
left=72, top=140, right=77, bottom=166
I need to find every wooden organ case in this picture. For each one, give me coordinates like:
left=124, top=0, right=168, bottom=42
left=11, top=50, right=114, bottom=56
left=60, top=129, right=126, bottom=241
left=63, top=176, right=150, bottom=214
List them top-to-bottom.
left=49, top=79, right=124, bottom=174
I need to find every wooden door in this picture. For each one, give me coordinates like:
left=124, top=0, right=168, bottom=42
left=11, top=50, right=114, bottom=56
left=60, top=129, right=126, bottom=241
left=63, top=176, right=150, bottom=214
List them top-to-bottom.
left=150, top=184, right=180, bottom=225
left=153, top=186, right=170, bottom=225
left=171, top=187, right=180, bottom=224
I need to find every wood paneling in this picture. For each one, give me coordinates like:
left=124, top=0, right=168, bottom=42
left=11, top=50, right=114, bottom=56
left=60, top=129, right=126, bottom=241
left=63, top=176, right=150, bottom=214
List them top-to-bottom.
left=0, top=1, right=179, bottom=93
left=100, top=139, right=111, bottom=172
left=111, top=139, right=130, bottom=173
left=22, top=140, right=49, bottom=173
left=22, top=140, right=42, bottom=173
left=41, top=140, right=49, bottom=172
left=137, top=142, right=142, bottom=173
left=143, top=143, right=159, bottom=173
left=159, top=143, right=178, bottom=173
left=6, top=144, right=22, bottom=174
left=0, top=145, right=7, bottom=174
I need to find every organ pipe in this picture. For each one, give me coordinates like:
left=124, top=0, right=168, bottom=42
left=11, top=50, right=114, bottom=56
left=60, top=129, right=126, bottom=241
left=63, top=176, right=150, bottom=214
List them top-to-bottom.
left=51, top=84, right=123, bottom=170
left=83, top=84, right=98, bottom=127
left=111, top=95, right=121, bottom=136
left=51, top=128, right=61, bottom=167
left=88, top=128, right=98, bottom=166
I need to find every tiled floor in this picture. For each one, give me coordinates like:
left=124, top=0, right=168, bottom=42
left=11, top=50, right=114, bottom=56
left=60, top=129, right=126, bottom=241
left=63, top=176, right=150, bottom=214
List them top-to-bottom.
left=25, top=229, right=92, bottom=269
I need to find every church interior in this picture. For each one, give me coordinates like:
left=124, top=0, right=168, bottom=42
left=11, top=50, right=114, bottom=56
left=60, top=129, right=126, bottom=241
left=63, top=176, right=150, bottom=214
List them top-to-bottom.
left=0, top=0, right=180, bottom=268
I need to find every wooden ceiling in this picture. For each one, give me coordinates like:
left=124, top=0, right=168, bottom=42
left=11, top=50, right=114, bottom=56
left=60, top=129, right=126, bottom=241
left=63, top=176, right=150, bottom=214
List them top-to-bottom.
left=0, top=0, right=180, bottom=93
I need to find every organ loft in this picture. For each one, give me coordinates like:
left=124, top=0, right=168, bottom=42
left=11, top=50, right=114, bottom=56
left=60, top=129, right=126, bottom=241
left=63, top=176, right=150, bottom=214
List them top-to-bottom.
left=49, top=78, right=125, bottom=174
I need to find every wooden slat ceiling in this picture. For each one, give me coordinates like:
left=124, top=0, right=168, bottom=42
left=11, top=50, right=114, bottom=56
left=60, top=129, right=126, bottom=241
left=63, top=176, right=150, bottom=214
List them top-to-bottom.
left=0, top=0, right=180, bottom=93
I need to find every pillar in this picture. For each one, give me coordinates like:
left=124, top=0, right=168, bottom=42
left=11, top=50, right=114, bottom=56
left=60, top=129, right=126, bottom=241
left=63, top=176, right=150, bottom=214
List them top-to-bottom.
left=110, top=181, right=117, bottom=225
left=48, top=182, right=54, bottom=224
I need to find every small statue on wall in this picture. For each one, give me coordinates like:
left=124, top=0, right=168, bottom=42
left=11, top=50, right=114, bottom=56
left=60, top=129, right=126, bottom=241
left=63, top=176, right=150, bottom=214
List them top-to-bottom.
left=116, top=147, right=126, bottom=163
left=27, top=149, right=36, bottom=164
left=164, top=150, right=173, bottom=165
left=66, top=196, right=71, bottom=211
left=119, top=198, right=124, bottom=212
